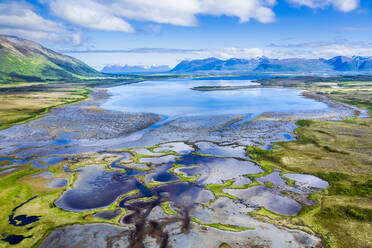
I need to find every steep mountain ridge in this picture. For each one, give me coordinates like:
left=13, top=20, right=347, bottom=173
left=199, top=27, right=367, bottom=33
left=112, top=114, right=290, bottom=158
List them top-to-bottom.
left=0, top=35, right=100, bottom=82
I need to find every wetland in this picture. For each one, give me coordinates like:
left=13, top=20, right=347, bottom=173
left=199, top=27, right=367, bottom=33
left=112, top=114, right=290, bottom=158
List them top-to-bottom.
left=0, top=75, right=371, bottom=248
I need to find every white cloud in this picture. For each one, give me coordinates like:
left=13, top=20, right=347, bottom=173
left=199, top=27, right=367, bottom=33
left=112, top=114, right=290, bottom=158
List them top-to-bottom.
left=46, top=0, right=276, bottom=32
left=49, top=0, right=134, bottom=32
left=111, top=0, right=201, bottom=26
left=198, top=0, right=276, bottom=23
left=286, top=0, right=359, bottom=12
left=0, top=1, right=82, bottom=45
left=342, top=26, right=370, bottom=31
left=64, top=40, right=372, bottom=68
left=64, top=40, right=372, bottom=62
left=267, top=40, right=372, bottom=58
left=195, top=47, right=264, bottom=59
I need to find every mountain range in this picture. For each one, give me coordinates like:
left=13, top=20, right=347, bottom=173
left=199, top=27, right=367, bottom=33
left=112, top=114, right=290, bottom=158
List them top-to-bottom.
left=2, top=34, right=372, bottom=82
left=0, top=35, right=100, bottom=82
left=170, top=56, right=372, bottom=74
left=101, top=64, right=170, bottom=74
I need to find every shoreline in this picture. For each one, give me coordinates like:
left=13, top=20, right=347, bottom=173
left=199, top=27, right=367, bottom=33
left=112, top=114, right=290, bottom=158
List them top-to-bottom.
left=0, top=79, right=145, bottom=131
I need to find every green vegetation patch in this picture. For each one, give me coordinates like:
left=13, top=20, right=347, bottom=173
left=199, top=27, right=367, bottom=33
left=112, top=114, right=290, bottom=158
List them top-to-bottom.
left=247, top=116, right=372, bottom=248
left=296, top=119, right=313, bottom=127
left=169, top=163, right=199, bottom=183
left=205, top=179, right=260, bottom=201
left=161, top=202, right=177, bottom=215
left=192, top=218, right=254, bottom=232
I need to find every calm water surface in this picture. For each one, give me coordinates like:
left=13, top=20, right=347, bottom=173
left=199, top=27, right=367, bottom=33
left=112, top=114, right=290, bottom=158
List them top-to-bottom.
left=102, top=78, right=328, bottom=117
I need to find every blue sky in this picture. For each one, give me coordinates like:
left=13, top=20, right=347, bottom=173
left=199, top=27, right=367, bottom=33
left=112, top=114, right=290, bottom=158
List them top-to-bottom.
left=0, top=0, right=371, bottom=69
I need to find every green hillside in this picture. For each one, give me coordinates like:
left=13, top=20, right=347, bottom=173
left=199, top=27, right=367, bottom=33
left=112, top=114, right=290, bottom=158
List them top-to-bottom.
left=0, top=35, right=101, bottom=83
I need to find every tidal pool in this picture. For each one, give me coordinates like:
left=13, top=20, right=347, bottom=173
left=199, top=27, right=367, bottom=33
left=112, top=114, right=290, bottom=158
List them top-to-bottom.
left=195, top=141, right=247, bottom=158
left=153, top=142, right=194, bottom=154
left=131, top=148, right=162, bottom=156
left=139, top=155, right=178, bottom=164
left=176, top=156, right=262, bottom=185
left=30, top=157, right=65, bottom=169
left=55, top=164, right=139, bottom=211
left=146, top=164, right=179, bottom=183
left=0, top=168, right=16, bottom=174
left=257, top=171, right=287, bottom=185
left=283, top=173, right=329, bottom=189
left=47, top=178, right=68, bottom=188
left=121, top=182, right=214, bottom=211
left=224, top=186, right=302, bottom=216
left=94, top=209, right=122, bottom=220
left=2, top=235, right=32, bottom=245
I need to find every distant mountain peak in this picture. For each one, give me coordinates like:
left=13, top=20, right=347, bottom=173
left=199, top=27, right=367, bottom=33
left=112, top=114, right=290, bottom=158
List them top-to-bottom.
left=170, top=56, right=372, bottom=74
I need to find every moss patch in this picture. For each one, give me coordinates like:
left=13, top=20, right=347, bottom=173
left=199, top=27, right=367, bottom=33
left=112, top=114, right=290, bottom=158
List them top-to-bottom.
left=192, top=218, right=254, bottom=232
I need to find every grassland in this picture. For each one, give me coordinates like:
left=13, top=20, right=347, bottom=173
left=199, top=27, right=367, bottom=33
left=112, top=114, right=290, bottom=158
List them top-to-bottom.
left=246, top=79, right=372, bottom=248
left=0, top=83, right=90, bottom=130
left=191, top=218, right=254, bottom=232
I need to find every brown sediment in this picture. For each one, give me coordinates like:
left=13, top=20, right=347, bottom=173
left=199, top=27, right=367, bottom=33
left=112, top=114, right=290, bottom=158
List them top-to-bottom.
left=302, top=91, right=362, bottom=117
left=122, top=199, right=180, bottom=247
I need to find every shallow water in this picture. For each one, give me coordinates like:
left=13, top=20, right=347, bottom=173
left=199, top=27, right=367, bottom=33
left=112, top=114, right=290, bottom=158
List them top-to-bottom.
left=102, top=78, right=328, bottom=117
left=153, top=142, right=194, bottom=154
left=195, top=142, right=247, bottom=158
left=131, top=148, right=162, bottom=156
left=139, top=155, right=178, bottom=164
left=176, top=156, right=262, bottom=185
left=0, top=157, right=14, bottom=162
left=30, top=157, right=65, bottom=169
left=56, top=164, right=139, bottom=211
left=146, top=164, right=179, bottom=183
left=0, top=168, right=16, bottom=174
left=33, top=170, right=53, bottom=179
left=258, top=171, right=287, bottom=185
left=283, top=173, right=329, bottom=189
left=47, top=178, right=68, bottom=188
left=120, top=182, right=214, bottom=210
left=224, top=186, right=302, bottom=216
left=94, top=209, right=122, bottom=220
left=9, top=214, right=40, bottom=227
left=2, top=235, right=32, bottom=245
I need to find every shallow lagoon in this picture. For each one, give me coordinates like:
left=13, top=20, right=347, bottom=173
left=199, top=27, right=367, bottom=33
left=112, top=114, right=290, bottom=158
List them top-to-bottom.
left=102, top=78, right=328, bottom=117
left=56, top=164, right=139, bottom=211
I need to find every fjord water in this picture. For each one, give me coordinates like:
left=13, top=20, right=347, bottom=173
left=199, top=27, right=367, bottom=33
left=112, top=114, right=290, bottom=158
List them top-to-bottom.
left=102, top=77, right=328, bottom=117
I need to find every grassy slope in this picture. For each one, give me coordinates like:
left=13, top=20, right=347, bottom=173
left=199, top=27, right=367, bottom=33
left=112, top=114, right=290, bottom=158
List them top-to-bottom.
left=0, top=34, right=102, bottom=82
left=0, top=52, right=82, bottom=82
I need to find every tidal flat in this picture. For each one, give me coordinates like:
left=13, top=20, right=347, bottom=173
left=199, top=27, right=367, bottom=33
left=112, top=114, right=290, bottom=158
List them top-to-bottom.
left=0, top=76, right=370, bottom=248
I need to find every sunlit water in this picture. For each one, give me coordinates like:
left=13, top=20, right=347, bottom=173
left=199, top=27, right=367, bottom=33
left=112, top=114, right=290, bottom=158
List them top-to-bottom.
left=102, top=77, right=328, bottom=117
